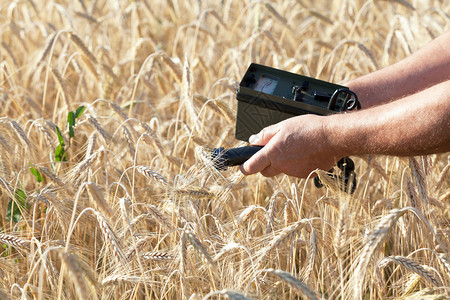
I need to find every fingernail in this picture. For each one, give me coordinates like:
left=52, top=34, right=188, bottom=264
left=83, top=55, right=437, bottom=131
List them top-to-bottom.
left=248, top=134, right=258, bottom=144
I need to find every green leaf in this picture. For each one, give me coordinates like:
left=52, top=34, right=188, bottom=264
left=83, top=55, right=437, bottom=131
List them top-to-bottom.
left=74, top=106, right=85, bottom=119
left=67, top=111, right=75, bottom=127
left=68, top=124, right=74, bottom=138
left=55, top=126, right=65, bottom=147
left=55, top=144, right=66, bottom=162
left=29, top=164, right=43, bottom=182
left=15, top=188, right=27, bottom=204
left=6, top=189, right=28, bottom=223
left=6, top=200, right=20, bottom=222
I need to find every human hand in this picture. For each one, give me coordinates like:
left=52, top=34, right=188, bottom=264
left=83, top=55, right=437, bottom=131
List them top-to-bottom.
left=239, top=114, right=340, bottom=178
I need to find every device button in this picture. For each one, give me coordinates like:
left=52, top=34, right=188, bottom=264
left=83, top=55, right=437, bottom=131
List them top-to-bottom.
left=313, top=91, right=332, bottom=102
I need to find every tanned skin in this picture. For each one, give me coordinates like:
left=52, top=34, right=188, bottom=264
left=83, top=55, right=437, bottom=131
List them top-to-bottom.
left=240, top=31, right=450, bottom=178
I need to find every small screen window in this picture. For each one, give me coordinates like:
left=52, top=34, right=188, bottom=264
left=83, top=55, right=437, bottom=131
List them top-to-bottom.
left=254, top=74, right=278, bottom=94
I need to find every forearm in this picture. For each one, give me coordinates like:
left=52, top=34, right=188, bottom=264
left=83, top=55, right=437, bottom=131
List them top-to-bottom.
left=346, top=31, right=450, bottom=108
left=327, top=80, right=450, bottom=157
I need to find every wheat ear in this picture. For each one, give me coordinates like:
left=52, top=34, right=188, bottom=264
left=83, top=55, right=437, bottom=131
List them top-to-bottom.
left=69, top=32, right=98, bottom=77
left=51, top=67, right=71, bottom=108
left=86, top=114, right=111, bottom=141
left=9, top=120, right=33, bottom=150
left=139, top=121, right=164, bottom=154
left=122, top=126, right=136, bottom=159
left=85, top=132, right=97, bottom=158
left=409, top=157, right=428, bottom=204
left=435, top=158, right=449, bottom=190
left=136, top=165, right=169, bottom=186
left=406, top=175, right=419, bottom=208
left=86, top=182, right=113, bottom=219
left=173, top=188, right=212, bottom=199
left=265, top=190, right=281, bottom=234
left=147, top=204, right=173, bottom=231
left=334, top=206, right=346, bottom=258
left=353, top=208, right=409, bottom=299
left=92, top=210, right=126, bottom=265
left=256, top=219, right=309, bottom=268
left=303, top=228, right=317, bottom=283
left=185, top=230, right=216, bottom=269
left=180, top=231, right=187, bottom=276
left=0, top=234, right=28, bottom=249
left=142, top=251, right=175, bottom=261
left=59, top=252, right=93, bottom=300
left=377, top=255, right=440, bottom=287
left=262, top=269, right=319, bottom=300
left=101, top=274, right=158, bottom=286
left=202, top=289, right=251, bottom=300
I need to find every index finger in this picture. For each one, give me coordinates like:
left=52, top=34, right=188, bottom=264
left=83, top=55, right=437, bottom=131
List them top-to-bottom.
left=240, top=147, right=271, bottom=175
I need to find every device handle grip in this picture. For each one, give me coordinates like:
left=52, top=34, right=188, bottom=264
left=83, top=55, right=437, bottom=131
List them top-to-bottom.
left=211, top=146, right=263, bottom=170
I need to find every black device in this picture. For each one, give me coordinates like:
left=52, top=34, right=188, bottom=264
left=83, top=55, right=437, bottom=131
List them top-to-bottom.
left=211, top=63, right=360, bottom=193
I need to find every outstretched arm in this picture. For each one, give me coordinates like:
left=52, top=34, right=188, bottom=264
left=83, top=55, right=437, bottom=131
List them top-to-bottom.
left=347, top=31, right=450, bottom=108
left=240, top=80, right=450, bottom=178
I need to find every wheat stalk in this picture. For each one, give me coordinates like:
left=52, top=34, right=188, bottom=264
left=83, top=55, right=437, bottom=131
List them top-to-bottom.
left=109, top=102, right=128, bottom=121
left=38, top=166, right=65, bottom=186
left=236, top=205, right=259, bottom=226
left=214, top=242, right=242, bottom=261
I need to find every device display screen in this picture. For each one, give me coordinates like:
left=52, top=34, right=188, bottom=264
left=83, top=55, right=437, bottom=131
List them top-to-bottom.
left=253, top=74, right=278, bottom=95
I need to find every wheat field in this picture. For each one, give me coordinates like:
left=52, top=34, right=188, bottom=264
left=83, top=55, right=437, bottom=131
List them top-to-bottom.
left=0, top=0, right=448, bottom=299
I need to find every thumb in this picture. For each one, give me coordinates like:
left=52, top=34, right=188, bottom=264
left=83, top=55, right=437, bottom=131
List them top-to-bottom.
left=248, top=125, right=278, bottom=145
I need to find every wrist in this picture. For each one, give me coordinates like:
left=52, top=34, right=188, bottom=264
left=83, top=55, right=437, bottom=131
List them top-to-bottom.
left=322, top=112, right=360, bottom=159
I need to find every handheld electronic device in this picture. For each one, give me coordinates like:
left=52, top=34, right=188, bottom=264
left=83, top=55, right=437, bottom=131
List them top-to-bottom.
left=211, top=63, right=360, bottom=193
